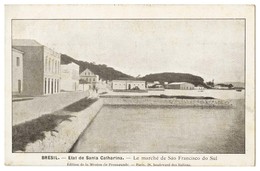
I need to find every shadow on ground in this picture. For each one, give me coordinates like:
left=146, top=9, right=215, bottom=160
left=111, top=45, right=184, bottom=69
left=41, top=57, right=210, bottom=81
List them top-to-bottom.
left=12, top=97, right=98, bottom=152
left=63, top=97, right=97, bottom=112
left=12, top=114, right=73, bottom=152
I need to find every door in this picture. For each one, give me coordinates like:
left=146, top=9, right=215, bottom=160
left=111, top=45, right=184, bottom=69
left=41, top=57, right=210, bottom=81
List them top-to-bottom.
left=18, top=80, right=21, bottom=93
left=128, top=84, right=131, bottom=90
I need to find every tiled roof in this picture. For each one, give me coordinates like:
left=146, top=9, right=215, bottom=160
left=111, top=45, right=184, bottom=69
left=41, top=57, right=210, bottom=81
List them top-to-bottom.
left=12, top=39, right=42, bottom=47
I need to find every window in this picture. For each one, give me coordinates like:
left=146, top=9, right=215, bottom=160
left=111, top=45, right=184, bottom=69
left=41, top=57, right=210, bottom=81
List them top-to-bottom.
left=16, top=57, right=20, bottom=66
left=45, top=57, right=48, bottom=71
left=49, top=59, right=51, bottom=72
left=52, top=59, right=54, bottom=73
left=54, top=61, right=56, bottom=74
left=56, top=61, right=58, bottom=74
left=58, top=61, right=60, bottom=73
left=44, top=78, right=47, bottom=94
left=48, top=78, right=50, bottom=93
left=18, top=80, right=21, bottom=93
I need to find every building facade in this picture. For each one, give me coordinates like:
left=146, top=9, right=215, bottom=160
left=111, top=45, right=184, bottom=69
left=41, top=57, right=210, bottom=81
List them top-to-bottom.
left=12, top=39, right=61, bottom=96
left=43, top=46, right=61, bottom=95
left=12, top=48, right=24, bottom=94
left=60, top=62, right=80, bottom=91
left=79, top=68, right=99, bottom=90
left=112, top=80, right=146, bottom=90
left=165, top=82, right=195, bottom=90
left=194, top=85, right=205, bottom=90
left=214, top=85, right=229, bottom=89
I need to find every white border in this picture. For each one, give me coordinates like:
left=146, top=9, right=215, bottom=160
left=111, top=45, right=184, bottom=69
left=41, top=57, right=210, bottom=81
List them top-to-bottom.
left=1, top=1, right=258, bottom=170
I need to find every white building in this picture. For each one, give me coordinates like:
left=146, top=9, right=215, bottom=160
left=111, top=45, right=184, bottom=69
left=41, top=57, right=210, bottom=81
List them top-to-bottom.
left=43, top=46, right=61, bottom=95
left=12, top=48, right=24, bottom=94
left=60, top=62, right=80, bottom=91
left=79, top=68, right=99, bottom=90
left=112, top=80, right=146, bottom=90
left=147, top=81, right=161, bottom=88
left=146, top=82, right=155, bottom=88
left=165, top=82, right=195, bottom=90
left=194, top=85, right=205, bottom=90
left=214, top=85, right=229, bottom=89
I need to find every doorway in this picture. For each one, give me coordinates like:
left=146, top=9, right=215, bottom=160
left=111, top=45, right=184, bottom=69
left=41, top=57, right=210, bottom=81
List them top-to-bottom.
left=18, top=80, right=21, bottom=93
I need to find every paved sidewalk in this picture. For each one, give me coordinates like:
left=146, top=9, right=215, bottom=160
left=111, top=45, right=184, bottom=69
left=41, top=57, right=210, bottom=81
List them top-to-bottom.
left=12, top=91, right=90, bottom=125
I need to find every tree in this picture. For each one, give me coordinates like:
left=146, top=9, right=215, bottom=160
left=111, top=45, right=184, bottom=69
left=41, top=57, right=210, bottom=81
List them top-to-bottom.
left=206, top=81, right=214, bottom=87
left=228, top=84, right=234, bottom=89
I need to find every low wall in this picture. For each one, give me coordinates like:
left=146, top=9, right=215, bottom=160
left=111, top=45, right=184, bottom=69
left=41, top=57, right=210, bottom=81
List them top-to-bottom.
left=102, top=97, right=232, bottom=107
left=23, top=98, right=104, bottom=152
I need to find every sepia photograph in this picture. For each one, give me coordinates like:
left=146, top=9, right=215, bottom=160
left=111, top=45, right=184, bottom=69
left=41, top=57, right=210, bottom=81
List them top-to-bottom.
left=5, top=4, right=255, bottom=166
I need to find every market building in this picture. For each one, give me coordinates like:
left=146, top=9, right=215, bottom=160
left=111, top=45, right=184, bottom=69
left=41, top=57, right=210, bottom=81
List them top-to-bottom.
left=12, top=39, right=61, bottom=96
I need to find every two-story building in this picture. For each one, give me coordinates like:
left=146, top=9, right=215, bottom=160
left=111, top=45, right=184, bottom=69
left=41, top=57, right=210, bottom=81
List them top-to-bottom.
left=12, top=39, right=61, bottom=96
left=79, top=68, right=99, bottom=90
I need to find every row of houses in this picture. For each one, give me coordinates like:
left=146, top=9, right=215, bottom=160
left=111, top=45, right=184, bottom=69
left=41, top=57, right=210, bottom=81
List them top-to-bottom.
left=12, top=39, right=103, bottom=96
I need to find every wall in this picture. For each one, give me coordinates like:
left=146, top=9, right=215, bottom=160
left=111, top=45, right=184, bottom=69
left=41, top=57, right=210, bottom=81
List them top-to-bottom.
left=13, top=46, right=44, bottom=96
left=12, top=49, right=23, bottom=94
left=60, top=63, right=79, bottom=91
left=112, top=80, right=146, bottom=90
left=112, top=80, right=127, bottom=90
left=127, top=81, right=146, bottom=90
left=166, top=83, right=195, bottom=90
left=180, top=83, right=195, bottom=90
left=78, top=84, right=90, bottom=91
left=194, top=86, right=204, bottom=90
left=102, top=97, right=232, bottom=107
left=23, top=98, right=104, bottom=152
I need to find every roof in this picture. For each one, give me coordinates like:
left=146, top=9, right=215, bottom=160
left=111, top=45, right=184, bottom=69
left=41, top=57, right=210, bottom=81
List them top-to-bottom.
left=12, top=39, right=42, bottom=47
left=12, top=48, right=24, bottom=54
left=61, top=61, right=79, bottom=67
left=80, top=68, right=94, bottom=75
left=113, top=80, right=145, bottom=82
left=168, top=82, right=193, bottom=85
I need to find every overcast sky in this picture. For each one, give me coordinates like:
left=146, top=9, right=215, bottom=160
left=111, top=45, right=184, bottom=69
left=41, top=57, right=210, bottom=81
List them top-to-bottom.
left=12, top=19, right=245, bottom=83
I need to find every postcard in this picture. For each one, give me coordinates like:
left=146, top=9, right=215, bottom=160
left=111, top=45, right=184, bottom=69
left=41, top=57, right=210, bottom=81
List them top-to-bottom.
left=5, top=4, right=255, bottom=166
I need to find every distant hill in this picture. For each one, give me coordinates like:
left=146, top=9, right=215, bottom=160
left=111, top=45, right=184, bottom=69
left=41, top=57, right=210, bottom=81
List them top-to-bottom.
left=60, top=54, right=133, bottom=81
left=61, top=55, right=208, bottom=87
left=141, top=72, right=208, bottom=87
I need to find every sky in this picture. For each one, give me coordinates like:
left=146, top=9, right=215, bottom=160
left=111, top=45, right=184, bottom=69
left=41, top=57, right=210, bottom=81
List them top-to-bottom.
left=12, top=19, right=245, bottom=83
